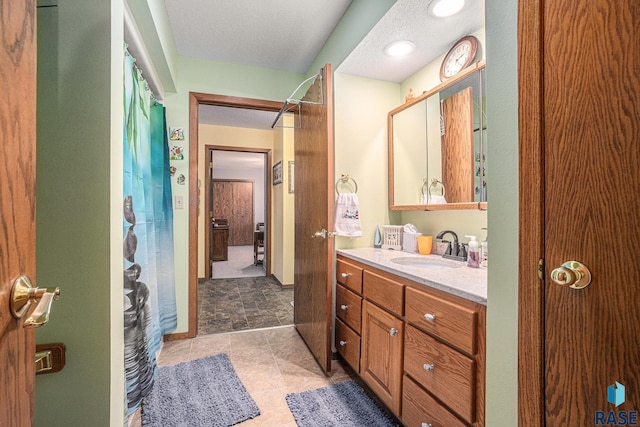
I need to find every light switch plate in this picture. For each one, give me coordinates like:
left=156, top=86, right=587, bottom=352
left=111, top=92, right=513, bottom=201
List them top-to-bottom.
left=175, top=195, right=184, bottom=209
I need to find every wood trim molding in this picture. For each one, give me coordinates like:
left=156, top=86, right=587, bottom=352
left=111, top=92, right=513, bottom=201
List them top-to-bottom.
left=518, top=0, right=546, bottom=425
left=186, top=92, right=282, bottom=339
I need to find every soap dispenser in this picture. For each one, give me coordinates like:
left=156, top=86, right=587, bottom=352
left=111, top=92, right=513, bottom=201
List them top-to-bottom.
left=466, top=235, right=480, bottom=268
left=481, top=235, right=488, bottom=267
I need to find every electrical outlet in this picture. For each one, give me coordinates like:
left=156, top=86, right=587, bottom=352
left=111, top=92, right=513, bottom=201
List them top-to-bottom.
left=174, top=195, right=184, bottom=209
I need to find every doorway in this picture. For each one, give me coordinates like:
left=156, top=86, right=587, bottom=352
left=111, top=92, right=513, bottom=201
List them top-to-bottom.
left=187, top=93, right=295, bottom=337
left=205, top=149, right=266, bottom=279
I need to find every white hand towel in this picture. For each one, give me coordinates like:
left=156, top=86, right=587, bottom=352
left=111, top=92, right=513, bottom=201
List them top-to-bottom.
left=334, top=193, right=362, bottom=237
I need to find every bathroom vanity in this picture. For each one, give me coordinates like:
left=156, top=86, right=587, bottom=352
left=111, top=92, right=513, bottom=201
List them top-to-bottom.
left=335, top=248, right=486, bottom=427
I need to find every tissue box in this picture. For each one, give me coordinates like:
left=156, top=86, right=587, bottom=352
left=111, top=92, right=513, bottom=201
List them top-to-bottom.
left=402, top=232, right=422, bottom=253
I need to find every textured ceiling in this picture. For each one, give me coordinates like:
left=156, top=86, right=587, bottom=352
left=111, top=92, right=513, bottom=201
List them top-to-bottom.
left=164, top=0, right=352, bottom=73
left=167, top=0, right=483, bottom=131
left=338, top=0, right=484, bottom=83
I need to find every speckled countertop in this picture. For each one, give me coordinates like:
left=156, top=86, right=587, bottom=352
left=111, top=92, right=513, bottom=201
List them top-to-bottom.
left=336, top=248, right=487, bottom=305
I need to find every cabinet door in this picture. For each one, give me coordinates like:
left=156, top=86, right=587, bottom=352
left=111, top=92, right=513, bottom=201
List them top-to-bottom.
left=361, top=301, right=404, bottom=416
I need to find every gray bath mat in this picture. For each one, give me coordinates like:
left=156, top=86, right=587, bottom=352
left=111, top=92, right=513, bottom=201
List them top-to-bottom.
left=141, top=353, right=260, bottom=426
left=285, top=380, right=399, bottom=427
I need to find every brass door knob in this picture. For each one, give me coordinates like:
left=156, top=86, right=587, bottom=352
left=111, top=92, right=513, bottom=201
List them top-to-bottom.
left=550, top=260, right=591, bottom=289
left=10, top=275, right=60, bottom=327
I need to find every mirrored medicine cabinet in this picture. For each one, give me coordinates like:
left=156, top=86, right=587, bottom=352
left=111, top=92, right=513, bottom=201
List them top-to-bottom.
left=388, top=62, right=487, bottom=211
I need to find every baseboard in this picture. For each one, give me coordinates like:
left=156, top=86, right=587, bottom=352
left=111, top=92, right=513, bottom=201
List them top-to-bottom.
left=270, top=274, right=294, bottom=289
left=164, top=331, right=191, bottom=341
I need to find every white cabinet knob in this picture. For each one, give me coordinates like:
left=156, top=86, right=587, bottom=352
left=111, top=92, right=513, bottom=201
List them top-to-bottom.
left=341, top=273, right=349, bottom=278
left=340, top=304, right=348, bottom=310
left=424, top=313, right=436, bottom=321
left=339, top=340, right=347, bottom=347
left=423, top=363, right=434, bottom=371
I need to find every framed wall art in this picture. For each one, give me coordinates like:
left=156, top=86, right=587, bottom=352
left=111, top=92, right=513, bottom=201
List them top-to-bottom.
left=273, top=161, right=283, bottom=185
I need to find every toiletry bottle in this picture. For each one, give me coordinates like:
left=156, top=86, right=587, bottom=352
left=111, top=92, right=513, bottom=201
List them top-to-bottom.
left=466, top=235, right=480, bottom=268
left=480, top=236, right=488, bottom=267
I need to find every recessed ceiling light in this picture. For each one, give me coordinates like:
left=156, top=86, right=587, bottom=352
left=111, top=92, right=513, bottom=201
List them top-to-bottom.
left=430, top=0, right=465, bottom=18
left=384, top=40, right=416, bottom=57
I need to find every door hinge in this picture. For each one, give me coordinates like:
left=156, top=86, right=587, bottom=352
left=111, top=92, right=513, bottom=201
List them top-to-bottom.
left=538, top=258, right=544, bottom=281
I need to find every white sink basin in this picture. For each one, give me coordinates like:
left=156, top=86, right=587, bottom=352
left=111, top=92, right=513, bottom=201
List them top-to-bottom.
left=391, top=257, right=462, bottom=269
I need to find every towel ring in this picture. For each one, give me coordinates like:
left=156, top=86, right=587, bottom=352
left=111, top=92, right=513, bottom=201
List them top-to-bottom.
left=336, top=174, right=358, bottom=195
left=422, top=178, right=445, bottom=197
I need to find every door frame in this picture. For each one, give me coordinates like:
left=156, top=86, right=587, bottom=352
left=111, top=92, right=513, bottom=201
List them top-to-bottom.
left=518, top=0, right=546, bottom=424
left=181, top=93, right=283, bottom=339
left=205, top=158, right=263, bottom=275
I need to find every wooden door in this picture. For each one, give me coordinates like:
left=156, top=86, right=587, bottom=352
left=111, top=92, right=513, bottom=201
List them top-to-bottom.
left=519, top=0, right=640, bottom=424
left=0, top=1, right=37, bottom=425
left=294, top=64, right=334, bottom=373
left=441, top=87, right=473, bottom=203
left=212, top=180, right=254, bottom=245
left=232, top=181, right=253, bottom=245
left=360, top=301, right=403, bottom=416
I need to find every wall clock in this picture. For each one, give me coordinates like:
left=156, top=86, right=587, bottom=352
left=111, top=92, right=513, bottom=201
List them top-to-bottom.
left=439, top=36, right=478, bottom=81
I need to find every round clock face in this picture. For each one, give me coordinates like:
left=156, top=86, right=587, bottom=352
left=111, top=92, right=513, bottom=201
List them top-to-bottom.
left=440, top=36, right=478, bottom=81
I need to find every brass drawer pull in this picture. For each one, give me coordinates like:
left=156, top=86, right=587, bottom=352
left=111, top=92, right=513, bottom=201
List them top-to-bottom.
left=424, top=313, right=436, bottom=321
left=423, top=363, right=435, bottom=372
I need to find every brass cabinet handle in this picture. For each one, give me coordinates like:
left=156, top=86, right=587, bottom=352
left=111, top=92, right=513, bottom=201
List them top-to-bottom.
left=550, top=260, right=592, bottom=289
left=424, top=313, right=436, bottom=321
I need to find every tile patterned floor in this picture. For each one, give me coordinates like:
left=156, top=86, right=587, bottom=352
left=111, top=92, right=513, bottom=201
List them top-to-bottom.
left=198, top=276, right=294, bottom=335
left=129, top=326, right=356, bottom=427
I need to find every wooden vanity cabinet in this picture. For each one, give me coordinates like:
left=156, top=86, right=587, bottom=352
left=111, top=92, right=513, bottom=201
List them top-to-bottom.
left=335, top=254, right=486, bottom=426
left=335, top=260, right=363, bottom=374
left=361, top=300, right=404, bottom=416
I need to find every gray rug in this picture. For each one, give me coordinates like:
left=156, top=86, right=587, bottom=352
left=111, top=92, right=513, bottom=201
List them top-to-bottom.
left=141, top=353, right=260, bottom=426
left=285, top=381, right=399, bottom=427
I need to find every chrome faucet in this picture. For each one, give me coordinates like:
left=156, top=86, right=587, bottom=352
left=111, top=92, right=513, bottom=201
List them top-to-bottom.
left=436, top=230, right=467, bottom=261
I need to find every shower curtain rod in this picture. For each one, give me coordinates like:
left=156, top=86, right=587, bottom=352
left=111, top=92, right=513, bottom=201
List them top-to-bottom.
left=124, top=3, right=164, bottom=101
left=271, top=72, right=323, bottom=129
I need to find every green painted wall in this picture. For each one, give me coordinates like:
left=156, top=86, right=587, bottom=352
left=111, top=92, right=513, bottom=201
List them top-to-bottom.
left=35, top=0, right=124, bottom=425
left=485, top=0, right=519, bottom=424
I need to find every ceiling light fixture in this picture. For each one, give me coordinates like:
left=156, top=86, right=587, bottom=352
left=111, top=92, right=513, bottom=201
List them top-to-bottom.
left=430, top=0, right=465, bottom=18
left=384, top=40, right=416, bottom=57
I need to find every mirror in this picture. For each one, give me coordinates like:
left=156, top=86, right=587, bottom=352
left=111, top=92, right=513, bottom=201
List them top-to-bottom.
left=388, top=63, right=486, bottom=210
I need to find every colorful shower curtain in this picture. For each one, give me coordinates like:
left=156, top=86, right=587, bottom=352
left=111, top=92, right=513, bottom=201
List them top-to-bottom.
left=123, top=49, right=177, bottom=415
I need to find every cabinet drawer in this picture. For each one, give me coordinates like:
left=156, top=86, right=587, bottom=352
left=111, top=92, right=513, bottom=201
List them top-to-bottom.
left=336, top=258, right=363, bottom=293
left=363, top=270, right=404, bottom=316
left=336, top=284, right=362, bottom=333
left=405, top=286, right=477, bottom=354
left=335, top=318, right=360, bottom=373
left=404, top=325, right=475, bottom=424
left=402, top=375, right=466, bottom=427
